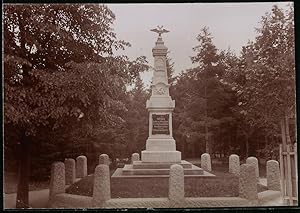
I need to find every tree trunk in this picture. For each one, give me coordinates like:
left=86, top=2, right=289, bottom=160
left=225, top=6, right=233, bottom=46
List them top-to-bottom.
left=204, top=75, right=209, bottom=154
left=284, top=112, right=297, bottom=203
left=285, top=113, right=291, bottom=144
left=280, top=118, right=287, bottom=150
left=205, top=127, right=209, bottom=153
left=16, top=131, right=30, bottom=208
left=245, top=133, right=249, bottom=158
left=264, top=134, right=267, bottom=147
left=211, top=135, right=214, bottom=157
left=181, top=136, right=185, bottom=159
left=193, top=141, right=197, bottom=158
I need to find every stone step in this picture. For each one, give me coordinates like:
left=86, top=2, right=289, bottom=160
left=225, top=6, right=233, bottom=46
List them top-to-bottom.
left=132, top=160, right=192, bottom=169
left=122, top=164, right=204, bottom=176
left=112, top=168, right=215, bottom=178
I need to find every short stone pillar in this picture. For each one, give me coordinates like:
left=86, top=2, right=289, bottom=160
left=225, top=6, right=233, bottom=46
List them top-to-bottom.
left=131, top=153, right=140, bottom=163
left=201, top=153, right=212, bottom=171
left=99, top=154, right=110, bottom=165
left=229, top=154, right=240, bottom=176
left=76, top=155, right=87, bottom=178
left=246, top=156, right=259, bottom=182
left=64, top=158, right=76, bottom=185
left=266, top=160, right=281, bottom=191
left=49, top=162, right=65, bottom=198
left=239, top=163, right=258, bottom=202
left=92, top=164, right=111, bottom=206
left=169, top=164, right=184, bottom=206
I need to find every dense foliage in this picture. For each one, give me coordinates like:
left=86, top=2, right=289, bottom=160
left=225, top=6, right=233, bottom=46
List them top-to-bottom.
left=3, top=3, right=295, bottom=208
left=4, top=4, right=149, bottom=207
left=171, top=5, right=295, bottom=159
left=172, top=28, right=239, bottom=157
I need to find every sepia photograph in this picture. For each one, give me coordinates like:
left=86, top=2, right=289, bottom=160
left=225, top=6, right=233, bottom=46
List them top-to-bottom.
left=3, top=2, right=298, bottom=210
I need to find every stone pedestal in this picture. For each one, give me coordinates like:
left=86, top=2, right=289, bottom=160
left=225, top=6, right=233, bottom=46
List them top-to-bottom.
left=139, top=30, right=181, bottom=164
left=145, top=138, right=176, bottom=151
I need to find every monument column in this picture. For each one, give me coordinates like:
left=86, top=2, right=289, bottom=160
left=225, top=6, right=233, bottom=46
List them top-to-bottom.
left=141, top=26, right=181, bottom=163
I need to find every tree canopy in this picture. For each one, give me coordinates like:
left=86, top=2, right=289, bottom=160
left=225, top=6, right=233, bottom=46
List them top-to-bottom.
left=3, top=3, right=295, bottom=208
left=4, top=4, right=149, bottom=208
left=171, top=4, right=295, bottom=158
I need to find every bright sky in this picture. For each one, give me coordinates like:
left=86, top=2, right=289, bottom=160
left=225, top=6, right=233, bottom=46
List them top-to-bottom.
left=107, top=2, right=291, bottom=87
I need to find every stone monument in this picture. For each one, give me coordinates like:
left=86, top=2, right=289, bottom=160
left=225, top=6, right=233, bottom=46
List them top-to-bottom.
left=112, top=26, right=213, bottom=178
left=141, top=26, right=180, bottom=163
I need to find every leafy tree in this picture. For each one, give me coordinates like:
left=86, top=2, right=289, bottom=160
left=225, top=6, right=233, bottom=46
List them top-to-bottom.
left=4, top=4, right=148, bottom=208
left=4, top=4, right=129, bottom=70
left=231, top=5, right=295, bottom=154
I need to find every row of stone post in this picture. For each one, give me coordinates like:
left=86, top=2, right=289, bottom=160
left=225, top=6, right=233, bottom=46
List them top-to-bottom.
left=50, top=152, right=281, bottom=206
left=59, top=152, right=132, bottom=189
left=131, top=152, right=281, bottom=193
left=49, top=153, right=189, bottom=206
left=200, top=153, right=280, bottom=191
left=200, top=153, right=241, bottom=175
left=49, top=154, right=111, bottom=198
left=228, top=155, right=281, bottom=191
left=228, top=155, right=260, bottom=181
left=64, top=156, right=87, bottom=185
left=238, top=159, right=281, bottom=201
left=90, top=161, right=279, bottom=206
left=91, top=163, right=186, bottom=206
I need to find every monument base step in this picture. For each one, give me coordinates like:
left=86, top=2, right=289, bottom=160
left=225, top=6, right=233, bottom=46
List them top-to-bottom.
left=111, top=160, right=215, bottom=178
left=132, top=160, right=192, bottom=169
left=122, top=164, right=203, bottom=175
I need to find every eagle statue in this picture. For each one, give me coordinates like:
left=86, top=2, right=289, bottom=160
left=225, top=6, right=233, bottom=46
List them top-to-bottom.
left=150, top=25, right=170, bottom=36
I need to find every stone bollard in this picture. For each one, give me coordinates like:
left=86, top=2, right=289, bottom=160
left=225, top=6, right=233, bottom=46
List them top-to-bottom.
left=131, top=153, right=140, bottom=163
left=201, top=153, right=212, bottom=171
left=99, top=154, right=110, bottom=165
left=229, top=154, right=240, bottom=176
left=76, top=155, right=87, bottom=178
left=246, top=156, right=259, bottom=183
left=64, top=158, right=76, bottom=185
left=266, top=160, right=281, bottom=191
left=49, top=162, right=65, bottom=198
left=239, top=163, right=258, bottom=202
left=92, top=164, right=111, bottom=206
left=169, top=164, right=184, bottom=207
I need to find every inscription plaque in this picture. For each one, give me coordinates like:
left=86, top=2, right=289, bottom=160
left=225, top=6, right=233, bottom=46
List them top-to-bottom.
left=152, top=114, right=169, bottom=135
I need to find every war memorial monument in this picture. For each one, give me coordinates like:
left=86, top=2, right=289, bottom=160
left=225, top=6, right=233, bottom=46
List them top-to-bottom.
left=112, top=26, right=209, bottom=177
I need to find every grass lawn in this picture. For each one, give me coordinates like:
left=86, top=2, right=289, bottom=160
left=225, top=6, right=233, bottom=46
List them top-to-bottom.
left=66, top=162, right=268, bottom=198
